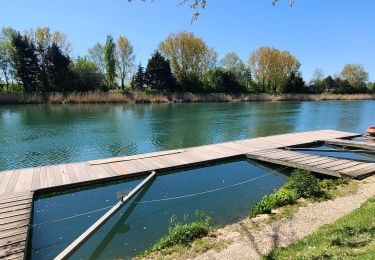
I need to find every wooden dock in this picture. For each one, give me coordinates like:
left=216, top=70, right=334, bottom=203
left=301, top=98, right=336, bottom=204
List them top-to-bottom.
left=0, top=129, right=373, bottom=259
left=325, top=138, right=375, bottom=150
left=246, top=148, right=375, bottom=178
left=0, top=191, right=33, bottom=259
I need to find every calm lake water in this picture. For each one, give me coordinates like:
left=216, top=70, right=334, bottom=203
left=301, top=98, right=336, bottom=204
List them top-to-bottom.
left=1, top=100, right=374, bottom=171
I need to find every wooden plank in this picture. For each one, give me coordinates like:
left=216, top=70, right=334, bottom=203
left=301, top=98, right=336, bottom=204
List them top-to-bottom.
left=326, top=139, right=375, bottom=150
left=89, top=149, right=184, bottom=165
left=246, top=153, right=342, bottom=177
left=285, top=154, right=321, bottom=163
left=295, top=157, right=334, bottom=166
left=310, top=158, right=347, bottom=168
left=326, top=161, right=363, bottom=171
left=71, top=163, right=87, bottom=183
left=108, top=163, right=128, bottom=175
left=340, top=163, right=375, bottom=174
left=65, top=164, right=78, bottom=184
left=99, top=164, right=120, bottom=177
left=343, top=164, right=375, bottom=178
left=51, top=165, right=63, bottom=186
left=58, top=165, right=70, bottom=185
left=45, top=166, right=55, bottom=187
left=31, top=167, right=41, bottom=190
left=38, top=167, right=48, bottom=189
left=16, top=168, right=33, bottom=193
left=4, top=171, right=19, bottom=195
left=0, top=172, right=14, bottom=196
left=0, top=194, right=32, bottom=204
left=0, top=199, right=32, bottom=210
left=0, top=204, right=31, bottom=215
left=0, top=209, right=31, bottom=221
left=0, top=214, right=30, bottom=226
left=0, top=220, right=29, bottom=233
left=0, top=228, right=27, bottom=241
left=0, top=235, right=26, bottom=250
left=0, top=241, right=26, bottom=258
left=2, top=251, right=25, bottom=260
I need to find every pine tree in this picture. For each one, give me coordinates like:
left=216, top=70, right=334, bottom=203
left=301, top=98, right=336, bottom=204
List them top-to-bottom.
left=11, top=33, right=41, bottom=92
left=104, top=35, right=117, bottom=89
left=46, top=43, right=72, bottom=92
left=144, top=51, right=175, bottom=91
left=131, top=64, right=144, bottom=90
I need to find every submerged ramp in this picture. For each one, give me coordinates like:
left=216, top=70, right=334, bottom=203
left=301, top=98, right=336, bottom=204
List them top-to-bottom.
left=326, top=139, right=375, bottom=150
left=246, top=149, right=375, bottom=179
left=0, top=191, right=33, bottom=259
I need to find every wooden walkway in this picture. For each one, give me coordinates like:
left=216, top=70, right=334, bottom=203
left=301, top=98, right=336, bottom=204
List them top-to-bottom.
left=0, top=129, right=368, bottom=259
left=0, top=130, right=361, bottom=196
left=326, top=138, right=375, bottom=150
left=246, top=148, right=375, bottom=178
left=0, top=192, right=33, bottom=259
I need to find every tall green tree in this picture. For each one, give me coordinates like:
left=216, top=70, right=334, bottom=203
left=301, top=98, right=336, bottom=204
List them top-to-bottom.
left=0, top=27, right=17, bottom=90
left=25, top=27, right=73, bottom=89
left=159, top=31, right=217, bottom=84
left=11, top=33, right=41, bottom=92
left=104, top=35, right=117, bottom=88
left=116, top=36, right=135, bottom=89
left=87, top=42, right=105, bottom=74
left=46, top=43, right=72, bottom=92
left=249, top=47, right=300, bottom=93
left=144, top=51, right=175, bottom=91
left=220, top=52, right=252, bottom=88
left=71, top=57, right=105, bottom=91
left=131, top=64, right=145, bottom=90
left=340, top=64, right=369, bottom=88
left=208, top=68, right=245, bottom=93
left=284, top=71, right=305, bottom=93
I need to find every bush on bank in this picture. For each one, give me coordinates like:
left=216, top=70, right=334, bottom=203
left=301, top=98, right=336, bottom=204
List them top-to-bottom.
left=250, top=169, right=349, bottom=217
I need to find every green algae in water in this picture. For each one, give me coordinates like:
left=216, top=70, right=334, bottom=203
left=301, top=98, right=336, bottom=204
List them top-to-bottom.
left=30, top=159, right=287, bottom=259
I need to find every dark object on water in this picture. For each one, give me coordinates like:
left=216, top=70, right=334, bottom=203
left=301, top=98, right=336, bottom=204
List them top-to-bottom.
left=367, top=126, right=375, bottom=137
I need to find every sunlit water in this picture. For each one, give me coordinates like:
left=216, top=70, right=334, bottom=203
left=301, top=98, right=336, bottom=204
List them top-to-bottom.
left=1, top=100, right=374, bottom=171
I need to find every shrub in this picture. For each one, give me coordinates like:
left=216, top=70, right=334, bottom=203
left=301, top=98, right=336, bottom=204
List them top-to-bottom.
left=250, top=169, right=332, bottom=217
left=287, top=169, right=322, bottom=198
left=319, top=177, right=350, bottom=190
left=250, top=186, right=298, bottom=217
left=250, top=195, right=277, bottom=217
left=142, top=211, right=211, bottom=256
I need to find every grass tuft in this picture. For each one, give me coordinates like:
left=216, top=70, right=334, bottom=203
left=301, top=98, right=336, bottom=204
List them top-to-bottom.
left=140, top=210, right=211, bottom=257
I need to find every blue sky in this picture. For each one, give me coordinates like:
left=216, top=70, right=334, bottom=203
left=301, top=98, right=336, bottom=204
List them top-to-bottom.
left=1, top=0, right=374, bottom=81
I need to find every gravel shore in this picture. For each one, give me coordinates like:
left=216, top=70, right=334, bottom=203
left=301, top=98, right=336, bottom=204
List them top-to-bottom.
left=196, top=175, right=375, bottom=260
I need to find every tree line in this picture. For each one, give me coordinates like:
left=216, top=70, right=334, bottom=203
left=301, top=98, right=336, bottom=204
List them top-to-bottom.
left=0, top=27, right=373, bottom=95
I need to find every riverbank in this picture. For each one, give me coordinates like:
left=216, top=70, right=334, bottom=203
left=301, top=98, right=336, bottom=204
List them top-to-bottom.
left=1, top=91, right=375, bottom=105
left=141, top=175, right=375, bottom=259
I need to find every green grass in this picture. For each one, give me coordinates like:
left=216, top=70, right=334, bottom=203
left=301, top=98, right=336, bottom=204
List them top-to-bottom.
left=250, top=170, right=351, bottom=218
left=263, top=197, right=375, bottom=259
left=140, top=211, right=211, bottom=257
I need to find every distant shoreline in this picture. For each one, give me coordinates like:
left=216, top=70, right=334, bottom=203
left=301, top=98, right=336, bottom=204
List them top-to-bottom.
left=1, top=92, right=375, bottom=105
